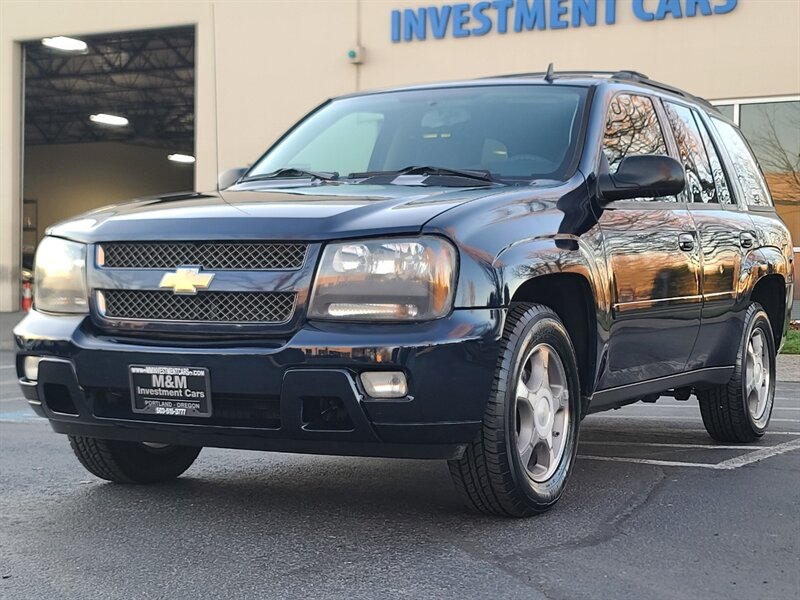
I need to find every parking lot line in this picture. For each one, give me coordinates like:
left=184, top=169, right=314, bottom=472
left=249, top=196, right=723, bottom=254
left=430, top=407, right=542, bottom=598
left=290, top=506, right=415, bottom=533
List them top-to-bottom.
left=636, top=404, right=800, bottom=411
left=591, top=414, right=800, bottom=423
left=580, top=438, right=800, bottom=470
left=580, top=441, right=760, bottom=450
left=579, top=455, right=728, bottom=469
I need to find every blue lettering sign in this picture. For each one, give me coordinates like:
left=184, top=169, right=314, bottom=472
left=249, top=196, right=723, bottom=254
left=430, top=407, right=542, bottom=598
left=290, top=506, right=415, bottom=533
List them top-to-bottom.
left=390, top=0, right=738, bottom=42
left=492, top=0, right=514, bottom=33
left=514, top=0, right=546, bottom=32
left=550, top=0, right=569, bottom=29
left=572, top=0, right=598, bottom=27
left=605, top=0, right=616, bottom=24
left=632, top=0, right=655, bottom=21
left=655, top=0, right=683, bottom=19
left=685, top=0, right=712, bottom=17
left=472, top=2, right=494, bottom=35
left=453, top=3, right=472, bottom=37
left=428, top=5, right=452, bottom=38
left=403, top=8, right=427, bottom=41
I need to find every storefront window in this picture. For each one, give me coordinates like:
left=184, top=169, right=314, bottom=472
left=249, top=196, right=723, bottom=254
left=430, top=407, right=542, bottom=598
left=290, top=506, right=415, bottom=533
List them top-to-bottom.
left=713, top=98, right=799, bottom=259
left=739, top=101, right=800, bottom=206
left=715, top=105, right=734, bottom=121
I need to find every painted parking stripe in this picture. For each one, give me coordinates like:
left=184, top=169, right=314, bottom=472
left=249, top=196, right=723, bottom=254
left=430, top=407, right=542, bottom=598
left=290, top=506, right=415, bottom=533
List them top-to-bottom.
left=0, top=365, right=16, bottom=370
left=0, top=397, right=26, bottom=404
left=621, top=404, right=800, bottom=411
left=0, top=410, right=41, bottom=423
left=590, top=414, right=800, bottom=423
left=579, top=438, right=800, bottom=470
left=580, top=441, right=763, bottom=450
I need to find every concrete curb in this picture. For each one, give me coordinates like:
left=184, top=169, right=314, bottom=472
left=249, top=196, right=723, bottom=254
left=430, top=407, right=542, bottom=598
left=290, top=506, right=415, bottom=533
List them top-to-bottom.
left=776, top=354, right=800, bottom=383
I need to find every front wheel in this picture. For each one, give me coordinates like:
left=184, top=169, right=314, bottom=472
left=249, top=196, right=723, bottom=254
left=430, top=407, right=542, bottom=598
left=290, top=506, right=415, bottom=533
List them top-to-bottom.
left=448, top=303, right=582, bottom=517
left=697, top=303, right=776, bottom=443
left=69, top=436, right=201, bottom=483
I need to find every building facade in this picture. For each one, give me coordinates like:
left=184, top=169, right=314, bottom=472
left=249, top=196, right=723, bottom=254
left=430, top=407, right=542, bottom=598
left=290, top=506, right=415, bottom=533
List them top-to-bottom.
left=1, top=0, right=798, bottom=311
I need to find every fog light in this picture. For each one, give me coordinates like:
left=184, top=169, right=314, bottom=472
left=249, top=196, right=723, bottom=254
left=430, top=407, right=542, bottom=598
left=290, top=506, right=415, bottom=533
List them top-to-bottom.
left=23, top=356, right=41, bottom=381
left=360, top=371, right=408, bottom=399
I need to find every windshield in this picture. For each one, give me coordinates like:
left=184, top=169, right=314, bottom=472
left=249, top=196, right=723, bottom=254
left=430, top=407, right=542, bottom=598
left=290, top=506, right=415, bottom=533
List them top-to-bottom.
left=247, top=85, right=588, bottom=183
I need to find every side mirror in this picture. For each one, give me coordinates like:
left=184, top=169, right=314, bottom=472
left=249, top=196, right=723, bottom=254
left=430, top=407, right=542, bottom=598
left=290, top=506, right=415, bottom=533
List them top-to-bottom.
left=598, top=155, right=685, bottom=203
left=218, top=167, right=247, bottom=190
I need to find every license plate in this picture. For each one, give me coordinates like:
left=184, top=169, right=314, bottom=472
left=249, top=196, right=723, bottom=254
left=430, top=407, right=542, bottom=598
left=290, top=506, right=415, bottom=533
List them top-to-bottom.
left=129, top=365, right=212, bottom=418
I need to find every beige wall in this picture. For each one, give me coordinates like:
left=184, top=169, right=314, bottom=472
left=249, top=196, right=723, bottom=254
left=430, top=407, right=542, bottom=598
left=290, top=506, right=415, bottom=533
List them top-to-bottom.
left=1, top=0, right=799, bottom=310
left=360, top=0, right=800, bottom=99
left=24, top=142, right=195, bottom=240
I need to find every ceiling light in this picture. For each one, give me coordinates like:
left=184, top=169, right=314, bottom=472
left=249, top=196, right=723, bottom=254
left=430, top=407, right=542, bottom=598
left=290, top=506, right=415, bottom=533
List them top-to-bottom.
left=41, top=36, right=87, bottom=52
left=89, top=113, right=129, bottom=127
left=167, top=153, right=196, bottom=164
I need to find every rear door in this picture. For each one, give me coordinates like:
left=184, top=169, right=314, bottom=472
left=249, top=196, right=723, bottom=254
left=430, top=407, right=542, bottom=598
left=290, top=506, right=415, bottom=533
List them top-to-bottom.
left=595, top=93, right=702, bottom=390
left=661, top=101, right=757, bottom=370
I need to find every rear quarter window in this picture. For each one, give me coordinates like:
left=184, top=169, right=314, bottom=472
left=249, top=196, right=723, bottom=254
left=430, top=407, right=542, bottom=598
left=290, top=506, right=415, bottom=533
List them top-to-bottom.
left=711, top=117, right=773, bottom=207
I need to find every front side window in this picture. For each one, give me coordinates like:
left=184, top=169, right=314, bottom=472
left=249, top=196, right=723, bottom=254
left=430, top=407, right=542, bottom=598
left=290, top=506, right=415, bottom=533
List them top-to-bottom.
left=247, top=85, right=588, bottom=182
left=602, top=94, right=668, bottom=174
left=602, top=94, right=676, bottom=202
left=664, top=102, right=718, bottom=204
left=712, top=118, right=773, bottom=207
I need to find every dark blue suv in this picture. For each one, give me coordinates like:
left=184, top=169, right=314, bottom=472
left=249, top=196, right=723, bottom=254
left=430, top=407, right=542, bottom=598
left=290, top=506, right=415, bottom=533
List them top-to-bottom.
left=15, top=71, right=794, bottom=516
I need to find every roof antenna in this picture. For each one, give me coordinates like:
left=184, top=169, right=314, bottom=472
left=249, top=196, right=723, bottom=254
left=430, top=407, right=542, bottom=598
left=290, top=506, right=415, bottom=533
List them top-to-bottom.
left=544, top=62, right=555, bottom=83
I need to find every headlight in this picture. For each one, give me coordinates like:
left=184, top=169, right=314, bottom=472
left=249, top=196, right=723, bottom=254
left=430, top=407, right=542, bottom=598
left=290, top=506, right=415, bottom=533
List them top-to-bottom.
left=308, top=236, right=457, bottom=321
left=34, top=237, right=89, bottom=314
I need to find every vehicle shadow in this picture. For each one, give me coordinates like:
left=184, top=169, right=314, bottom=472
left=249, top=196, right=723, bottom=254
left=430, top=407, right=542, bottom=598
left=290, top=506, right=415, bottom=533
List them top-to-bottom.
left=47, top=451, right=661, bottom=558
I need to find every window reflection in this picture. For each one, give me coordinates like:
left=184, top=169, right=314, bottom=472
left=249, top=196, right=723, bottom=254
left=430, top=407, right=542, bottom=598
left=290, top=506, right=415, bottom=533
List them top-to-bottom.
left=602, top=94, right=668, bottom=174
left=739, top=101, right=800, bottom=207
left=665, top=102, right=719, bottom=204
left=712, top=118, right=772, bottom=207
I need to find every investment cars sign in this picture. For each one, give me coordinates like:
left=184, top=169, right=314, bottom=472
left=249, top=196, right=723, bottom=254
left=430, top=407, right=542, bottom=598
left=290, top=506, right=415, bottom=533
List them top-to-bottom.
left=390, top=0, right=738, bottom=42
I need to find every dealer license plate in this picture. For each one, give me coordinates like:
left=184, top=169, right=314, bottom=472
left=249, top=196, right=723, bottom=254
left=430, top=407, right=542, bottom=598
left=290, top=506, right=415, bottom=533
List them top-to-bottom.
left=129, top=365, right=212, bottom=418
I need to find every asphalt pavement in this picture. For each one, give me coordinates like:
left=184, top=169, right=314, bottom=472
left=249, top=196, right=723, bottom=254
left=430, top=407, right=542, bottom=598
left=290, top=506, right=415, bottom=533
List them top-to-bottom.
left=1, top=346, right=799, bottom=600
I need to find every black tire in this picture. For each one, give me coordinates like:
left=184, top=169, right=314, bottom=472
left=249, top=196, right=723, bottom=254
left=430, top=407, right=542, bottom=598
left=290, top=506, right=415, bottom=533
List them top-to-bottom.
left=448, top=303, right=582, bottom=517
left=697, top=303, right=776, bottom=443
left=68, top=436, right=201, bottom=483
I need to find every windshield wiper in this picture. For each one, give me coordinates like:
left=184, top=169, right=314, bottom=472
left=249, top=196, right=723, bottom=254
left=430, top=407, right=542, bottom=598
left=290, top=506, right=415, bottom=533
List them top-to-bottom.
left=352, top=165, right=500, bottom=186
left=241, top=168, right=339, bottom=182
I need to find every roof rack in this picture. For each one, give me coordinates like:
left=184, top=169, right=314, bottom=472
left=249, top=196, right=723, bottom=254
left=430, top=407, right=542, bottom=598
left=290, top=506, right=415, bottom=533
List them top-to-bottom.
left=487, top=69, right=717, bottom=111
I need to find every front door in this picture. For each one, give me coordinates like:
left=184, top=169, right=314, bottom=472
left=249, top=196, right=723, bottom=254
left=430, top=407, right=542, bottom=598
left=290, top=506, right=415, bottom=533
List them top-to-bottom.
left=595, top=93, right=702, bottom=390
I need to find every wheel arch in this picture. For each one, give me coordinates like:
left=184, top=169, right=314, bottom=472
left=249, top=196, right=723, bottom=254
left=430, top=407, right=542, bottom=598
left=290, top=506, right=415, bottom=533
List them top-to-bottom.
left=500, top=240, right=604, bottom=408
left=741, top=246, right=791, bottom=347
left=749, top=273, right=787, bottom=347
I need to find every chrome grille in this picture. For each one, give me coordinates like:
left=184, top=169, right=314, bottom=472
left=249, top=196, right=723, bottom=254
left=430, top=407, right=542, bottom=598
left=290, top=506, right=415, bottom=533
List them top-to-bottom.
left=101, top=242, right=307, bottom=270
left=100, top=290, right=296, bottom=323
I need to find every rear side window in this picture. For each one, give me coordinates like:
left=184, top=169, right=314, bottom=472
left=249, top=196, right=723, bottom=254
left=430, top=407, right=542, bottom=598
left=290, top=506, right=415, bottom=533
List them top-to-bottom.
left=602, top=94, right=668, bottom=174
left=664, top=102, right=718, bottom=203
left=695, top=113, right=732, bottom=205
left=711, top=118, right=773, bottom=207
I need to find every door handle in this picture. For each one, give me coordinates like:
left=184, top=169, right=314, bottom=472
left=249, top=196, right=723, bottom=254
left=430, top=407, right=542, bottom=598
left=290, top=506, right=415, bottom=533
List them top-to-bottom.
left=740, top=231, right=756, bottom=249
left=678, top=233, right=695, bottom=252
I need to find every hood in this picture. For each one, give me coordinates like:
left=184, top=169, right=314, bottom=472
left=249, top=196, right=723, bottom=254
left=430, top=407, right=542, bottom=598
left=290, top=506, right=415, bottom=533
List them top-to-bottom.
left=46, top=184, right=517, bottom=243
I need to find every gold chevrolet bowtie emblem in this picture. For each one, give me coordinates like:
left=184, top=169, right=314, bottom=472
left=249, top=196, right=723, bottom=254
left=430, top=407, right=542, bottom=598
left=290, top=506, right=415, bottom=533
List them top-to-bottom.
left=159, top=267, right=215, bottom=295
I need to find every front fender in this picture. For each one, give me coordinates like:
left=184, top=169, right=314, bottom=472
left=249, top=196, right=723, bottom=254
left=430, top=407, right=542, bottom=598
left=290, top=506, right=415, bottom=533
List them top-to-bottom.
left=494, top=236, right=610, bottom=319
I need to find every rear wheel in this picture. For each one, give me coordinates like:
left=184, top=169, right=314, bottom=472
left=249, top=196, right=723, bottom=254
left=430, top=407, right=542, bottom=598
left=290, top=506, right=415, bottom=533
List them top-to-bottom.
left=448, top=303, right=582, bottom=517
left=697, top=303, right=776, bottom=443
left=69, top=436, right=201, bottom=483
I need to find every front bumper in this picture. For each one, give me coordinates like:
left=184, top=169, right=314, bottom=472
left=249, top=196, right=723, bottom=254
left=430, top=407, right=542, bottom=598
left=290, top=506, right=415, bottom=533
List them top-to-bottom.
left=14, top=309, right=504, bottom=459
